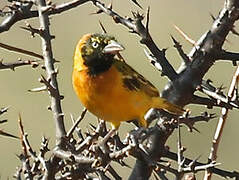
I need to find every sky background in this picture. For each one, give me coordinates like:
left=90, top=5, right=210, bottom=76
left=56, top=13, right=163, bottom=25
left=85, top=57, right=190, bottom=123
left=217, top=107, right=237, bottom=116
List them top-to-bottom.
left=0, top=0, right=238, bottom=179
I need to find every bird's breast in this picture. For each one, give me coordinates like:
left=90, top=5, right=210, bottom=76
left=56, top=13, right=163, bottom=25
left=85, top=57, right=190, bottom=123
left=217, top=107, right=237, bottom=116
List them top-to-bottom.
left=72, top=65, right=153, bottom=127
left=73, top=66, right=121, bottom=118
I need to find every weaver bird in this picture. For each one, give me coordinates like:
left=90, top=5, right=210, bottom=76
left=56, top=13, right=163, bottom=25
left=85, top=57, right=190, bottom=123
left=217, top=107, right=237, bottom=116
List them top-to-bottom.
left=72, top=33, right=184, bottom=131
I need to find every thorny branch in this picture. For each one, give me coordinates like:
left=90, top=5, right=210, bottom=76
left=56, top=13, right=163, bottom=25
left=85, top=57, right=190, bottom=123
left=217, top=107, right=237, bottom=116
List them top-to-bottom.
left=0, top=0, right=239, bottom=179
left=0, top=0, right=90, bottom=33
left=37, top=0, right=66, bottom=142
left=90, top=0, right=239, bottom=179
left=0, top=59, right=39, bottom=70
left=204, top=65, right=239, bottom=180
left=14, top=115, right=237, bottom=180
left=165, top=151, right=239, bottom=179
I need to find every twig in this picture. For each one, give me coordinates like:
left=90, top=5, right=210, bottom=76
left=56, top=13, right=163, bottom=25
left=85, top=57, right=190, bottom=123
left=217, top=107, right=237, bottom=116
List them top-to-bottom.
left=0, top=0, right=90, bottom=33
left=37, top=0, right=66, bottom=142
left=173, top=25, right=196, bottom=45
left=171, top=35, right=191, bottom=65
left=0, top=42, right=43, bottom=59
left=0, top=59, right=39, bottom=71
left=204, top=65, right=239, bottom=180
left=28, top=86, right=47, bottom=92
left=191, top=94, right=237, bottom=109
left=0, top=106, right=9, bottom=115
left=67, top=108, right=87, bottom=137
left=179, top=112, right=216, bottom=132
left=18, top=115, right=33, bottom=180
left=18, top=115, right=28, bottom=158
left=0, top=119, right=7, bottom=124
left=76, top=120, right=105, bottom=153
left=177, top=120, right=184, bottom=175
left=0, top=129, right=19, bottom=139
left=53, top=149, right=95, bottom=164
left=165, top=151, right=239, bottom=179
left=13, top=167, right=22, bottom=180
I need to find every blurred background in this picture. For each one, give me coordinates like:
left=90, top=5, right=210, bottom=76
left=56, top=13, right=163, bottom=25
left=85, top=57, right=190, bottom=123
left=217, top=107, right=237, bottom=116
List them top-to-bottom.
left=0, top=0, right=238, bottom=179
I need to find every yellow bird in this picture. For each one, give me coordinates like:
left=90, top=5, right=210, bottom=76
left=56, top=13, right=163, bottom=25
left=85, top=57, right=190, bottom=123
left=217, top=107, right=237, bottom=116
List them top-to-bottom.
left=72, top=33, right=184, bottom=130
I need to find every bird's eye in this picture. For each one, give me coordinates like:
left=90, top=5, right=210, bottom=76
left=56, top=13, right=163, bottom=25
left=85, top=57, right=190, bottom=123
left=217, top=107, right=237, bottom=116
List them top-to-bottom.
left=92, top=41, right=99, bottom=48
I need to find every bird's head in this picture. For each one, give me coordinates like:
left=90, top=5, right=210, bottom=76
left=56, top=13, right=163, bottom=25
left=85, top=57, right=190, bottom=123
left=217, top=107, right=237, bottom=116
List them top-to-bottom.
left=74, top=33, right=124, bottom=75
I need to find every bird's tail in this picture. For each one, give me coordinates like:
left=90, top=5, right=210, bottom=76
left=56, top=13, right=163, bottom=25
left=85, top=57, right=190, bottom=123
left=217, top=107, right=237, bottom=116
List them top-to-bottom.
left=153, top=98, right=185, bottom=115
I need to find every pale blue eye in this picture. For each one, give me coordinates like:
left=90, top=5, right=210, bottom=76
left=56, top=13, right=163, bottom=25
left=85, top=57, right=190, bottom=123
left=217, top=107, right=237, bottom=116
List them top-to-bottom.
left=92, top=42, right=99, bottom=48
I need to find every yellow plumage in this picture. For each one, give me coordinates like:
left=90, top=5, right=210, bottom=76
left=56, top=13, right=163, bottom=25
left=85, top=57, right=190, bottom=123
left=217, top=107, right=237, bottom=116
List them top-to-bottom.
left=72, top=33, right=184, bottom=129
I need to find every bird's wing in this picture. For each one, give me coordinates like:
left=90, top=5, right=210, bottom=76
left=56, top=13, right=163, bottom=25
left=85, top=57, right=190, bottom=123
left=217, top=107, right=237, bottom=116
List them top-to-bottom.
left=113, top=59, right=159, bottom=97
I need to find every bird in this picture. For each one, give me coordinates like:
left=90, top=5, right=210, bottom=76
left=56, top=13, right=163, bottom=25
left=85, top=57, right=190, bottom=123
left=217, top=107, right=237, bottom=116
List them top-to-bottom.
left=72, top=33, right=185, bottom=132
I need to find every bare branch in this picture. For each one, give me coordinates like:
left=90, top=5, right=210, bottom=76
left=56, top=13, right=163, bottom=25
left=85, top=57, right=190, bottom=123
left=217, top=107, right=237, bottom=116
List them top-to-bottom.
left=0, top=0, right=90, bottom=33
left=37, top=0, right=66, bottom=142
left=130, top=0, right=142, bottom=9
left=98, top=20, right=107, bottom=33
left=174, top=25, right=196, bottom=46
left=171, top=35, right=191, bottom=65
left=0, top=42, right=43, bottom=59
left=215, top=50, right=239, bottom=66
left=0, top=59, right=39, bottom=71
left=204, top=65, right=239, bottom=179
left=198, top=80, right=239, bottom=109
left=28, top=86, right=47, bottom=93
left=191, top=95, right=237, bottom=109
left=0, top=106, right=9, bottom=116
left=67, top=108, right=87, bottom=138
left=179, top=112, right=216, bottom=132
left=18, top=115, right=33, bottom=180
left=0, top=119, right=7, bottom=124
left=0, top=129, right=19, bottom=139
left=53, top=149, right=95, bottom=164
left=165, top=151, right=239, bottom=179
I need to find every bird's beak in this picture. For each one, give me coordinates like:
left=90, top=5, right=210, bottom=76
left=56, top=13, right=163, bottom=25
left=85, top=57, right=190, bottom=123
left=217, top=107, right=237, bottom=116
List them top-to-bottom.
left=103, top=40, right=124, bottom=54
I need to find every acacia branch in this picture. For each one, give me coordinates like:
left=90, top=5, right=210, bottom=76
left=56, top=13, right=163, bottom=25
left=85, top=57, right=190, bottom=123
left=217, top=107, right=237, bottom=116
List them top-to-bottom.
left=0, top=0, right=90, bottom=33
left=37, top=0, right=66, bottom=143
left=130, top=0, right=239, bottom=178
left=216, top=50, right=239, bottom=65
left=204, top=65, right=239, bottom=180
left=191, top=95, right=236, bottom=109
left=165, top=151, right=239, bottom=179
